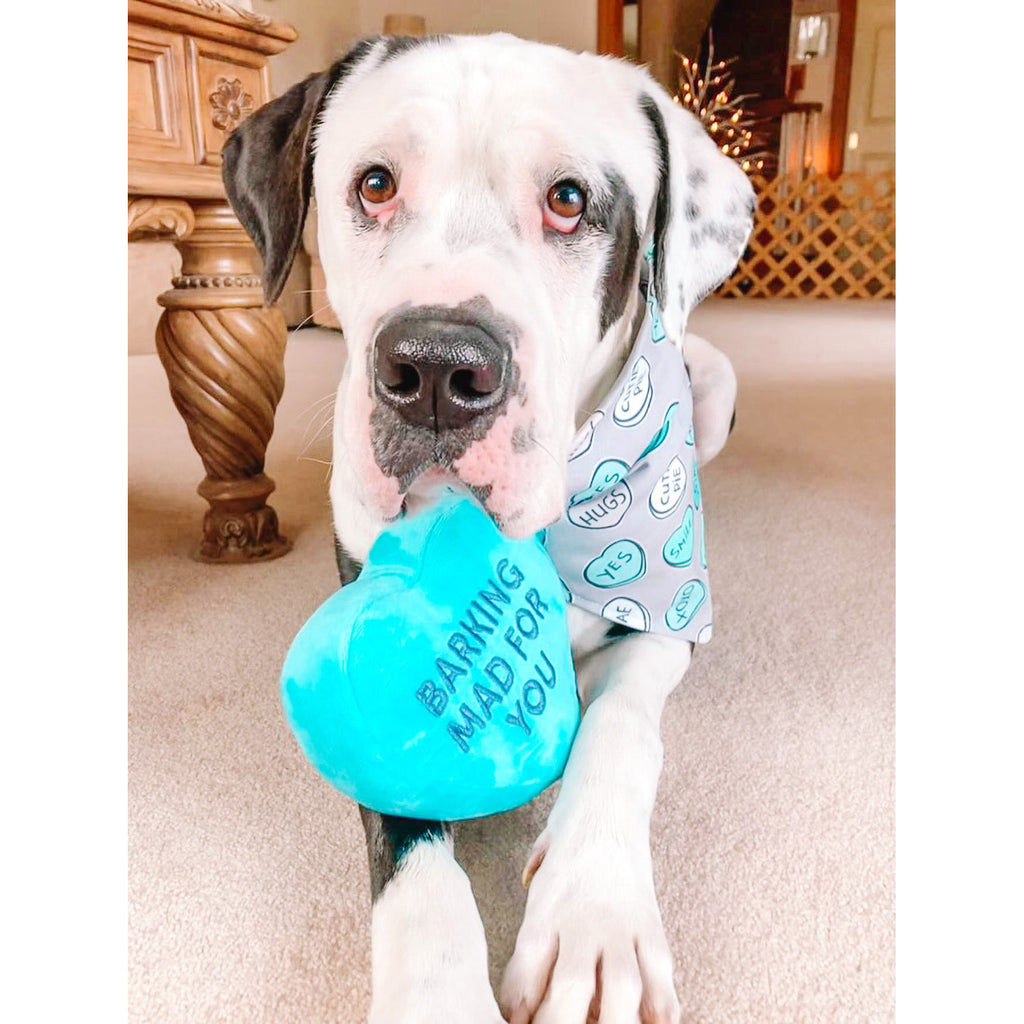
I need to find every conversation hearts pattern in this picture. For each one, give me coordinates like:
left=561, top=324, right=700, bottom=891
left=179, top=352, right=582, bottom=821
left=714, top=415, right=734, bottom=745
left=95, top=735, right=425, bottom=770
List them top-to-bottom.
left=543, top=256, right=714, bottom=643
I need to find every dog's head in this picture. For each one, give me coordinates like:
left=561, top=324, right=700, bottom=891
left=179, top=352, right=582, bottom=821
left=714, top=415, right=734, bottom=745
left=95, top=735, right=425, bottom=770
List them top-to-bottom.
left=223, top=34, right=752, bottom=541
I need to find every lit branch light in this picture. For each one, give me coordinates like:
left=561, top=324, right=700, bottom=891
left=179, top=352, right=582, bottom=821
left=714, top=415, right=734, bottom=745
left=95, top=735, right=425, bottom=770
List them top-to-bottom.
left=673, top=32, right=773, bottom=176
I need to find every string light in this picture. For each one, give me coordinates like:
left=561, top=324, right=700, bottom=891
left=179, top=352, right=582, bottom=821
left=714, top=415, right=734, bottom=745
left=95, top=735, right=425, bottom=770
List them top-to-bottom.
left=674, top=31, right=773, bottom=177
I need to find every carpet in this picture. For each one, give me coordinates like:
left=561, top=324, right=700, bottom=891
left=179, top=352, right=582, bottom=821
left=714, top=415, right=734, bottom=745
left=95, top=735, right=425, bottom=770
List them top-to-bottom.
left=128, top=297, right=895, bottom=1023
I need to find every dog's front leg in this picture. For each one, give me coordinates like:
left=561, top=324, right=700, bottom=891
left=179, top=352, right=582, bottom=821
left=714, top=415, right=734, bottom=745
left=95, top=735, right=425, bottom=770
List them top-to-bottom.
left=335, top=542, right=502, bottom=1024
left=500, top=633, right=691, bottom=1024
left=359, top=809, right=504, bottom=1024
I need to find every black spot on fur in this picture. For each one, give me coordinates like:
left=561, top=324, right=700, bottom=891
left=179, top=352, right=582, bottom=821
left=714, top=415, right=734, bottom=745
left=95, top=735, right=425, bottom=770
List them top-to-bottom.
left=379, top=34, right=448, bottom=62
left=687, top=167, right=707, bottom=188
left=587, top=168, right=640, bottom=337
left=685, top=200, right=701, bottom=222
left=690, top=220, right=749, bottom=251
left=511, top=425, right=533, bottom=452
left=333, top=538, right=363, bottom=585
left=605, top=622, right=637, bottom=640
left=360, top=807, right=451, bottom=902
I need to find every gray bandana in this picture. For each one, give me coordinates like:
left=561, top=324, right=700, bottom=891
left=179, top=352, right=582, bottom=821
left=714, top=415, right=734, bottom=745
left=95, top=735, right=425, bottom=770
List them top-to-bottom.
left=543, top=257, right=713, bottom=643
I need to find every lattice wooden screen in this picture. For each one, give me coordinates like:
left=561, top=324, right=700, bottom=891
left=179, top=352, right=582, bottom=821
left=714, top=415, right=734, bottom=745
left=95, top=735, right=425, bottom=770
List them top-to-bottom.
left=717, top=173, right=895, bottom=298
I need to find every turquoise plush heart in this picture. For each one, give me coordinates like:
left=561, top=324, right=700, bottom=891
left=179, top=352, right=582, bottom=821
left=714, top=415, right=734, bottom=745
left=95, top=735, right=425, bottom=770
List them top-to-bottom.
left=281, top=493, right=579, bottom=822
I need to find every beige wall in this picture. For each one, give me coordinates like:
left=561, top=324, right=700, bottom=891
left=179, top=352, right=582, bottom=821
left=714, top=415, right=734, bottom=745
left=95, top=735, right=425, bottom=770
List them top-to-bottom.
left=250, top=0, right=363, bottom=92
left=253, top=0, right=597, bottom=92
left=639, top=0, right=717, bottom=92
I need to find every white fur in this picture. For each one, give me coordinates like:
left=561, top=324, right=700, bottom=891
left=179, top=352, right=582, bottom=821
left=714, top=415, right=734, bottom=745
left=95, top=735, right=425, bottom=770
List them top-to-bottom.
left=308, top=32, right=751, bottom=1022
left=315, top=34, right=747, bottom=553
left=315, top=36, right=659, bottom=541
left=684, top=332, right=740, bottom=466
left=501, top=625, right=690, bottom=1024
left=368, top=836, right=504, bottom=1024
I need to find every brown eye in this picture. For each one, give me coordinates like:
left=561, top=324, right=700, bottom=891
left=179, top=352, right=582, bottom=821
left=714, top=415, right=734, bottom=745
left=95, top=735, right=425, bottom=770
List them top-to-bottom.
left=359, top=166, right=398, bottom=205
left=546, top=181, right=586, bottom=219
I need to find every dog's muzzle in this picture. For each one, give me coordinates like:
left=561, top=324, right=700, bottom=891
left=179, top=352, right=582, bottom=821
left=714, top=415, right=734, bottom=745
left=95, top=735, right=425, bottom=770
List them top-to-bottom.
left=373, top=313, right=512, bottom=432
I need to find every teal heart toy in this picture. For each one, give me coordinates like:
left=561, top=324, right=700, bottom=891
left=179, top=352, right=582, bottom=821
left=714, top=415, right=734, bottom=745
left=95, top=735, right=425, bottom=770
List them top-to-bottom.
left=281, top=493, right=580, bottom=821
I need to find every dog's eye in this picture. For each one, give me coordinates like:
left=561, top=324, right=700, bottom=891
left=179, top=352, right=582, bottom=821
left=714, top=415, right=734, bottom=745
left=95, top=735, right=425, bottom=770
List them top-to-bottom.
left=359, top=166, right=398, bottom=207
left=544, top=180, right=586, bottom=233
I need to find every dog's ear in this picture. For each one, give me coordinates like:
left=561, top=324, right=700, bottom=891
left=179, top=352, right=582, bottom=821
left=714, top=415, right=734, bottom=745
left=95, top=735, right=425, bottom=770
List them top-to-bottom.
left=221, top=39, right=378, bottom=305
left=639, top=91, right=755, bottom=344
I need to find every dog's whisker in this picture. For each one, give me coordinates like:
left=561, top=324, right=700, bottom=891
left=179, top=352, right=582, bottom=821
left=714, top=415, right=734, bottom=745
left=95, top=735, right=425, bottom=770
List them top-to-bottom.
left=288, top=299, right=337, bottom=333
left=295, top=391, right=336, bottom=421
left=296, top=394, right=336, bottom=437
left=300, top=411, right=335, bottom=458
left=531, top=436, right=563, bottom=473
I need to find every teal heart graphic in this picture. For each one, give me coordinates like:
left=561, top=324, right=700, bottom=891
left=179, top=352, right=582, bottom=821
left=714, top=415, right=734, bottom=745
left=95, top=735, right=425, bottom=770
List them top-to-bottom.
left=649, top=296, right=666, bottom=343
left=613, top=355, right=653, bottom=426
left=638, top=402, right=678, bottom=463
left=568, top=411, right=604, bottom=462
left=649, top=456, right=687, bottom=518
left=570, top=458, right=630, bottom=507
left=567, top=482, right=631, bottom=530
left=281, top=494, right=579, bottom=821
left=662, top=505, right=695, bottom=567
left=583, top=539, right=646, bottom=588
left=665, top=579, right=707, bottom=632
left=601, top=596, right=651, bottom=631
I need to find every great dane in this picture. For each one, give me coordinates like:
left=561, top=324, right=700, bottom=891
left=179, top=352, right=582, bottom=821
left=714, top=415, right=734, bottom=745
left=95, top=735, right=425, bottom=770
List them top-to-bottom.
left=223, top=32, right=753, bottom=1024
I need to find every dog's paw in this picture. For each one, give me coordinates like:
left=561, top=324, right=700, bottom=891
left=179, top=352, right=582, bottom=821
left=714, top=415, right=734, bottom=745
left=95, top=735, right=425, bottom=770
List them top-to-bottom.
left=499, top=831, right=680, bottom=1024
left=367, top=842, right=504, bottom=1024
left=369, top=977, right=503, bottom=1024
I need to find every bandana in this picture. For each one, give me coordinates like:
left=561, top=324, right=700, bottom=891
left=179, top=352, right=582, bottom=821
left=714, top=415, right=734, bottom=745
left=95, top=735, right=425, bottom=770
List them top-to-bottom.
left=542, top=256, right=713, bottom=643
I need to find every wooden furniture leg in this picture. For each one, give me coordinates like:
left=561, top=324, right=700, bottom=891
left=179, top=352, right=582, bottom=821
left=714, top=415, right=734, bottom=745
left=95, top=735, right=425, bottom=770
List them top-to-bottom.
left=155, top=200, right=292, bottom=563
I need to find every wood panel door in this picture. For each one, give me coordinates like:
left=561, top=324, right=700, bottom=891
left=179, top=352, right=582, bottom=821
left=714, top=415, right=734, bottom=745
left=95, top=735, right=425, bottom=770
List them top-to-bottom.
left=844, top=0, right=895, bottom=172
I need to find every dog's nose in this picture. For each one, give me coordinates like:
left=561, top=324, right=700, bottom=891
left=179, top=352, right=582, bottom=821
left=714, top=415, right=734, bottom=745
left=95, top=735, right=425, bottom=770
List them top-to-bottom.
left=373, top=316, right=512, bottom=431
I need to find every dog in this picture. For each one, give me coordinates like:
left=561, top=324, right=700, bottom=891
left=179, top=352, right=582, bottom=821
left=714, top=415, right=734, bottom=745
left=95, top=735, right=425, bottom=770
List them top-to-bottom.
left=223, top=32, right=753, bottom=1024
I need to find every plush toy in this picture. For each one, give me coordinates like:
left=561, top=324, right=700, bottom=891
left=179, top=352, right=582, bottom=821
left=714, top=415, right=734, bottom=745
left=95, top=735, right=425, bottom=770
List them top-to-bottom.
left=281, top=492, right=580, bottom=821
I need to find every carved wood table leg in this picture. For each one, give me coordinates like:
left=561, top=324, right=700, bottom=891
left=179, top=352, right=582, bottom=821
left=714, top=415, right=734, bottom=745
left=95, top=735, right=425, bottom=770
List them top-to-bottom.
left=155, top=200, right=292, bottom=563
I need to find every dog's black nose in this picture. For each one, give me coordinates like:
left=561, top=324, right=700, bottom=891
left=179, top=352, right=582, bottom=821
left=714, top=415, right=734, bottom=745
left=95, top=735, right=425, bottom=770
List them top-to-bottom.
left=373, top=316, right=512, bottom=431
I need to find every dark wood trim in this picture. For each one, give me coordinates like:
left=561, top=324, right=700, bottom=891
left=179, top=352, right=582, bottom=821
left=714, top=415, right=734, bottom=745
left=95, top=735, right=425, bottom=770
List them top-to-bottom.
left=597, top=0, right=624, bottom=56
left=828, top=0, right=858, bottom=177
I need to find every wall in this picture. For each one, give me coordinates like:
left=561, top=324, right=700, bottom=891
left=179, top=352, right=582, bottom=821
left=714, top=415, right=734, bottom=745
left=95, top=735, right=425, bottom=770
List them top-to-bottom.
left=249, top=0, right=362, bottom=92
left=253, top=0, right=597, bottom=91
left=639, top=0, right=718, bottom=91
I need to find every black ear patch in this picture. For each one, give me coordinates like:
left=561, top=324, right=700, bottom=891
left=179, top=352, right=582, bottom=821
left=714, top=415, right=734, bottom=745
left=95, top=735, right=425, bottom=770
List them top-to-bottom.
left=379, top=33, right=440, bottom=63
left=221, top=38, right=378, bottom=304
left=638, top=94, right=671, bottom=306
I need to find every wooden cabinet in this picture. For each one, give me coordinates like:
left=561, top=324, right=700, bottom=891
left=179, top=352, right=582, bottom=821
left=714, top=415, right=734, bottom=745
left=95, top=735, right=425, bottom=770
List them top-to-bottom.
left=128, top=0, right=298, bottom=563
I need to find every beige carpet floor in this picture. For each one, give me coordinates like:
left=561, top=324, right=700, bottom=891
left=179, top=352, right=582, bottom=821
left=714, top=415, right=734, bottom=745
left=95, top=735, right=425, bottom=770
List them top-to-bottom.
left=128, top=298, right=895, bottom=1024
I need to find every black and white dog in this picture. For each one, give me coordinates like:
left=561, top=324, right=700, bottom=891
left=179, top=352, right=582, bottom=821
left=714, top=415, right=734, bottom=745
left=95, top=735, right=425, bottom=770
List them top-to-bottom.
left=224, top=33, right=752, bottom=1024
